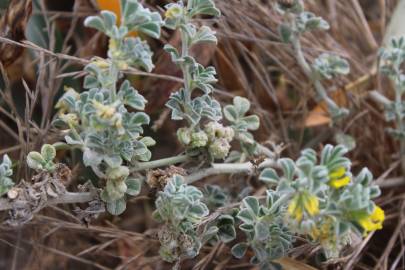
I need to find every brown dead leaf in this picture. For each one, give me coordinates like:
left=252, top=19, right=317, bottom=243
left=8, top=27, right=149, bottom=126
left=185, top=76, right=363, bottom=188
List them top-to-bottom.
left=0, top=0, right=32, bottom=67
left=305, top=72, right=376, bottom=127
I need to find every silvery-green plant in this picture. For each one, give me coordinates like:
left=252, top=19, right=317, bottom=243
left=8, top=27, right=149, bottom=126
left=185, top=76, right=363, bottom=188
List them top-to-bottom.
left=0, top=0, right=387, bottom=268
left=54, top=0, right=162, bottom=214
left=163, top=0, right=262, bottom=161
left=164, top=0, right=221, bottom=126
left=277, top=0, right=350, bottom=121
left=379, top=36, right=405, bottom=176
left=224, top=96, right=261, bottom=156
left=26, top=144, right=57, bottom=172
left=260, top=144, right=383, bottom=258
left=0, top=155, right=13, bottom=197
left=153, top=175, right=209, bottom=263
left=202, top=184, right=229, bottom=209
left=233, top=192, right=293, bottom=269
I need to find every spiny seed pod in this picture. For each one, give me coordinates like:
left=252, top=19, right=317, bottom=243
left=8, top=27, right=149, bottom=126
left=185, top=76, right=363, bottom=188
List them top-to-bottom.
left=190, top=131, right=209, bottom=148
left=209, top=138, right=231, bottom=159
left=158, top=226, right=179, bottom=263
left=178, top=233, right=196, bottom=256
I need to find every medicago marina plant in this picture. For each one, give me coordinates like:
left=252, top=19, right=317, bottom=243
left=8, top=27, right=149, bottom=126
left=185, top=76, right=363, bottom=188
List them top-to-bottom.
left=0, top=0, right=386, bottom=269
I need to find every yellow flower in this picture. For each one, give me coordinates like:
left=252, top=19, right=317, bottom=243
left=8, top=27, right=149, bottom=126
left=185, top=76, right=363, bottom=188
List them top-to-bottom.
left=165, top=5, right=183, bottom=19
left=109, top=39, right=122, bottom=59
left=93, top=58, right=110, bottom=69
left=93, top=101, right=116, bottom=119
left=60, top=113, right=79, bottom=126
left=328, top=166, right=350, bottom=189
left=288, top=191, right=319, bottom=222
left=358, top=205, right=385, bottom=234
left=310, top=217, right=334, bottom=243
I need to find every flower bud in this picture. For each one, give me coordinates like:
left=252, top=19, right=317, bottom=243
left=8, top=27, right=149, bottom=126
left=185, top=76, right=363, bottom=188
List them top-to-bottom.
left=165, top=4, right=183, bottom=19
left=93, top=58, right=110, bottom=69
left=116, top=60, right=129, bottom=70
left=55, top=87, right=79, bottom=114
left=93, top=100, right=116, bottom=119
left=60, top=113, right=79, bottom=126
left=204, top=121, right=222, bottom=141
left=204, top=122, right=235, bottom=142
left=222, top=126, right=235, bottom=142
left=177, top=127, right=192, bottom=146
left=190, top=131, right=208, bottom=148
left=209, top=138, right=231, bottom=159
left=107, top=165, right=129, bottom=181
left=106, top=179, right=127, bottom=200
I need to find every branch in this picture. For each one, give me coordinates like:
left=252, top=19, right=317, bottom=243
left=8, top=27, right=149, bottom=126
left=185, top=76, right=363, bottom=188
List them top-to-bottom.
left=291, top=35, right=340, bottom=113
left=368, top=90, right=391, bottom=106
left=131, top=155, right=190, bottom=172
left=185, top=158, right=277, bottom=183
left=0, top=192, right=97, bottom=212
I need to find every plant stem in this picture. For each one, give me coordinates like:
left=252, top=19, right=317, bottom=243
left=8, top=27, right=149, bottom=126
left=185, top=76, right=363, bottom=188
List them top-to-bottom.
left=179, top=11, right=195, bottom=126
left=291, top=35, right=339, bottom=114
left=109, top=62, right=119, bottom=102
left=394, top=83, right=405, bottom=180
left=368, top=90, right=391, bottom=106
left=131, top=154, right=190, bottom=172
left=0, top=158, right=277, bottom=212
left=185, top=158, right=277, bottom=183
left=0, top=192, right=97, bottom=212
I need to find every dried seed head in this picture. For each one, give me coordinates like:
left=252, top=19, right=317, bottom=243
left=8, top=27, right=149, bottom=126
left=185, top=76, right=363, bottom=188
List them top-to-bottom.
left=55, top=163, right=72, bottom=186
left=147, top=166, right=187, bottom=190
left=7, top=188, right=20, bottom=200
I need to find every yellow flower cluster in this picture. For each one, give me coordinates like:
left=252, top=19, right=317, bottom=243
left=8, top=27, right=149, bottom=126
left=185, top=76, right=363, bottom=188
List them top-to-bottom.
left=55, top=87, right=79, bottom=114
left=93, top=100, right=116, bottom=119
left=328, top=167, right=350, bottom=189
left=288, top=191, right=319, bottom=221
left=357, top=205, right=385, bottom=234
left=309, top=216, right=334, bottom=244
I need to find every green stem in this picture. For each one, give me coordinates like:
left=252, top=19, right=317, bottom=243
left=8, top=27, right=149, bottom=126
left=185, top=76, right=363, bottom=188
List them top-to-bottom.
left=180, top=29, right=193, bottom=114
left=291, top=35, right=340, bottom=116
left=109, top=62, right=119, bottom=102
left=394, top=83, right=405, bottom=180
left=131, top=154, right=190, bottom=172
left=185, top=158, right=277, bottom=184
